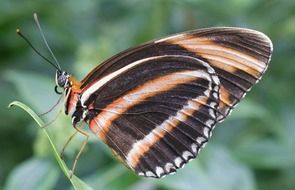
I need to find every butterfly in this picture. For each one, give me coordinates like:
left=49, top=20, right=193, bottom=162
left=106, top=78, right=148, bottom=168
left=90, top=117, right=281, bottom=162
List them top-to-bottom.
left=19, top=18, right=273, bottom=178
left=55, top=27, right=273, bottom=178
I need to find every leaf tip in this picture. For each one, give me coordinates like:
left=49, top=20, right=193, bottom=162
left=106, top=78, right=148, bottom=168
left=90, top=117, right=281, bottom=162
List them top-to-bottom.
left=8, top=101, right=17, bottom=108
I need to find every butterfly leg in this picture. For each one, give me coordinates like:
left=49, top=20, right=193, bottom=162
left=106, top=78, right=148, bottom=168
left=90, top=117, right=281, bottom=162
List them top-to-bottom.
left=40, top=89, right=70, bottom=128
left=38, top=94, right=63, bottom=117
left=40, top=108, right=63, bottom=129
left=69, top=123, right=89, bottom=178
left=60, top=130, right=78, bottom=160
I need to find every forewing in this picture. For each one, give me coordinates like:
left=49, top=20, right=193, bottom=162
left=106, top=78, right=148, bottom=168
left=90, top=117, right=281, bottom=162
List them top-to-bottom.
left=81, top=27, right=272, bottom=121
left=159, top=28, right=273, bottom=121
left=87, top=55, right=220, bottom=178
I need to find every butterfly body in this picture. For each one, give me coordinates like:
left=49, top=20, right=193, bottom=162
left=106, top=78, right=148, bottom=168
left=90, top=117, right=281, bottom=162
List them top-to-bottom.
left=55, top=27, right=272, bottom=178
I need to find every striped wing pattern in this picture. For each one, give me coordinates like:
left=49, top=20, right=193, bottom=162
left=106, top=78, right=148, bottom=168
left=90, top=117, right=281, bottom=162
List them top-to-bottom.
left=75, top=27, right=272, bottom=178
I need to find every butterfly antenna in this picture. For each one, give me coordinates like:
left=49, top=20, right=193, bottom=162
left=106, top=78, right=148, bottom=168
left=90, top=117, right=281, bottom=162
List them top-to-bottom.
left=33, top=13, right=62, bottom=70
left=16, top=28, right=62, bottom=72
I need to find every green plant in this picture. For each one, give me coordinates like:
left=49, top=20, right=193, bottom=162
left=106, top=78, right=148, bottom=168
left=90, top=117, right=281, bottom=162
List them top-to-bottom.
left=8, top=101, right=93, bottom=190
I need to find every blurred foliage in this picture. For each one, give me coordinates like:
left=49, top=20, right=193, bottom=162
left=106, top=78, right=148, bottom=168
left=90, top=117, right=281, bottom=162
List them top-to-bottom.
left=0, top=0, right=295, bottom=190
left=7, top=101, right=93, bottom=190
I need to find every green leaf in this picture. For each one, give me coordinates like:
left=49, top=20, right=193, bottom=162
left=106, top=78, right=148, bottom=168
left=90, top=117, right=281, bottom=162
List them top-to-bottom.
left=228, top=99, right=269, bottom=121
left=8, top=101, right=93, bottom=190
left=234, top=137, right=295, bottom=169
left=155, top=145, right=255, bottom=190
left=4, top=158, right=59, bottom=190
left=84, top=164, right=130, bottom=190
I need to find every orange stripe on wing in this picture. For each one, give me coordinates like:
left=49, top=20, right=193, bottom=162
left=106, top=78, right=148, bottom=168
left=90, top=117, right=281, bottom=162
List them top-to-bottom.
left=166, top=37, right=266, bottom=78
left=89, top=70, right=210, bottom=141
left=219, top=85, right=233, bottom=106
left=126, top=95, right=209, bottom=168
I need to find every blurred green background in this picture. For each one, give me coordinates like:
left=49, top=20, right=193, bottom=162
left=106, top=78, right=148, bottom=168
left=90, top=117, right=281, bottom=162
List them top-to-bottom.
left=1, top=0, right=295, bottom=190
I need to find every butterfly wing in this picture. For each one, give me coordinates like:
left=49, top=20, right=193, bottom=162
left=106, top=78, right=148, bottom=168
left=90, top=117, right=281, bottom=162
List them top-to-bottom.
left=80, top=27, right=272, bottom=177
left=81, top=27, right=273, bottom=121
left=86, top=55, right=220, bottom=177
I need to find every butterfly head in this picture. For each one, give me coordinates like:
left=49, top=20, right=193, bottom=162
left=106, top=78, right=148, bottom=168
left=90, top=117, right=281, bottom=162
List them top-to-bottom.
left=55, top=70, right=70, bottom=89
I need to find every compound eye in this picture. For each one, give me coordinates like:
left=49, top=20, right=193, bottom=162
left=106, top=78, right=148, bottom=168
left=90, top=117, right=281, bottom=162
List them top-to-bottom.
left=56, top=71, right=69, bottom=88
